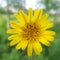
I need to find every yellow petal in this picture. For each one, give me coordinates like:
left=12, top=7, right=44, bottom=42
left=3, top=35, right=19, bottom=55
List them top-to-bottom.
left=28, top=8, right=33, bottom=23
left=32, top=9, right=43, bottom=23
left=34, top=9, right=43, bottom=19
left=39, top=9, right=43, bottom=18
left=14, top=10, right=27, bottom=26
left=19, top=10, right=28, bottom=23
left=40, top=13, right=49, bottom=21
left=14, top=14, right=21, bottom=22
left=10, top=20, right=22, bottom=30
left=38, top=20, right=54, bottom=30
left=43, top=21, right=54, bottom=29
left=7, top=29, right=19, bottom=34
left=40, top=31, right=56, bottom=41
left=43, top=31, right=56, bottom=36
left=8, top=34, right=22, bottom=40
left=8, top=35, right=17, bottom=40
left=40, top=35, right=54, bottom=42
left=44, top=36, right=54, bottom=41
left=39, top=38, right=50, bottom=46
left=10, top=39, right=20, bottom=46
left=16, top=40, right=27, bottom=50
left=22, top=40, right=28, bottom=50
left=33, top=41, right=42, bottom=55
left=16, top=42, right=22, bottom=50
left=27, top=43, right=33, bottom=56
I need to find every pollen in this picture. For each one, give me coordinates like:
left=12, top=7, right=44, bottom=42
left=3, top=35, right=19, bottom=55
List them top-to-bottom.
left=22, top=23, right=39, bottom=41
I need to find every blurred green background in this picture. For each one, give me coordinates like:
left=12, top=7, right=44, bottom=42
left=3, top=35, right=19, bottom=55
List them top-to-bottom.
left=0, top=0, right=60, bottom=60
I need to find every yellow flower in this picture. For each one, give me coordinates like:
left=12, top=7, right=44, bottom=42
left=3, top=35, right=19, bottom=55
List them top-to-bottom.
left=7, top=8, right=56, bottom=56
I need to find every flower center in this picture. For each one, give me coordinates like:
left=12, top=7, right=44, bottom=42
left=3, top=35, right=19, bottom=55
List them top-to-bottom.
left=22, top=23, right=39, bottom=41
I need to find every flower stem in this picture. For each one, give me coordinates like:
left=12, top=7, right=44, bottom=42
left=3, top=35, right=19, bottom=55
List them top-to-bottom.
left=31, top=54, right=34, bottom=60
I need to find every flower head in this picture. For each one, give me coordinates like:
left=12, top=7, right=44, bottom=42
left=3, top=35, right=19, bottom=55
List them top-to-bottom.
left=7, top=8, right=56, bottom=56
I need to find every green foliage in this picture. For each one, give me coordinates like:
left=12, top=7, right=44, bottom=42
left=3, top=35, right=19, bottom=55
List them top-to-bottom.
left=38, top=0, right=60, bottom=12
left=0, top=8, right=13, bottom=14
